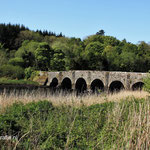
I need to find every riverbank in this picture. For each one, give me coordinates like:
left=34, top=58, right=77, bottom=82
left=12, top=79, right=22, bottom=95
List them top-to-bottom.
left=0, top=78, right=39, bottom=86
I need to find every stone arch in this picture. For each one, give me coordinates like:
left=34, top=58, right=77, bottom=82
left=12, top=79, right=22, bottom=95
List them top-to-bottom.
left=49, top=77, right=58, bottom=89
left=61, top=77, right=72, bottom=90
left=44, top=78, right=48, bottom=86
left=75, top=78, right=87, bottom=93
left=90, top=79, right=104, bottom=93
left=109, top=80, right=124, bottom=92
left=132, top=82, right=144, bottom=91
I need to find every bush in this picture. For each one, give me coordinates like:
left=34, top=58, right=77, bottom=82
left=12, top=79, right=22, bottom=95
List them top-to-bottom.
left=8, top=57, right=24, bottom=67
left=0, top=64, right=24, bottom=79
left=24, top=67, right=33, bottom=79
left=143, top=74, right=150, bottom=92
left=0, top=101, right=54, bottom=149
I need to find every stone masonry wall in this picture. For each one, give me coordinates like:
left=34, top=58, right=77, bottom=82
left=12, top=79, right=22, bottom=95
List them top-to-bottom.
left=36, top=71, right=148, bottom=91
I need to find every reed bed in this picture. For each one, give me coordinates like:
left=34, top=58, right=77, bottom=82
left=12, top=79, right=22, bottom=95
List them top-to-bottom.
left=0, top=89, right=149, bottom=110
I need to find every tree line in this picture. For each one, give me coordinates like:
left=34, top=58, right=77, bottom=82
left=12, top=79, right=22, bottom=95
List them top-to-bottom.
left=0, top=23, right=150, bottom=79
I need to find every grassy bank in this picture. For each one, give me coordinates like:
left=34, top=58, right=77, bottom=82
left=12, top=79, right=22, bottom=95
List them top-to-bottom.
left=0, top=78, right=39, bottom=86
left=0, top=91, right=150, bottom=149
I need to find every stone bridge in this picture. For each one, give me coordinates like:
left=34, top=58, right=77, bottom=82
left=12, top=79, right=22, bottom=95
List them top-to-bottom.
left=36, top=71, right=148, bottom=92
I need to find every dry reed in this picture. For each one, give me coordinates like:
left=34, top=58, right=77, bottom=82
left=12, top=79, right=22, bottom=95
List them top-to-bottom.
left=0, top=89, right=149, bottom=110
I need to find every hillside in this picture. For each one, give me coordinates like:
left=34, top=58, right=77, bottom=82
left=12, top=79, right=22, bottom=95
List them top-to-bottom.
left=0, top=23, right=150, bottom=82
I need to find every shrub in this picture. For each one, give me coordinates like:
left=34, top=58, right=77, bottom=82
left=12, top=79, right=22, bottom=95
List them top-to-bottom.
left=8, top=57, right=24, bottom=67
left=0, top=64, right=24, bottom=79
left=24, top=67, right=33, bottom=79
left=143, top=74, right=150, bottom=92
left=0, top=101, right=54, bottom=149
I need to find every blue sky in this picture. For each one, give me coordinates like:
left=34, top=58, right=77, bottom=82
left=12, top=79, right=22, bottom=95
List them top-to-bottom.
left=1, top=0, right=150, bottom=44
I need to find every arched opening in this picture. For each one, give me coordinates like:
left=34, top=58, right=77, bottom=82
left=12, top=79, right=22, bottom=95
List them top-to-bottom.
left=61, top=77, right=72, bottom=90
left=44, top=78, right=48, bottom=86
left=49, top=78, right=58, bottom=89
left=75, top=78, right=87, bottom=93
left=90, top=79, right=104, bottom=93
left=109, top=81, right=124, bottom=92
left=132, top=82, right=144, bottom=91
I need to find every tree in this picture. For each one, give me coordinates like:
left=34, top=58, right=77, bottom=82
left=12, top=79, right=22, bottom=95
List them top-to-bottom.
left=0, top=23, right=27, bottom=50
left=15, top=30, right=43, bottom=49
left=96, top=30, right=105, bottom=36
left=83, top=35, right=104, bottom=46
left=51, top=37, right=85, bottom=70
left=63, top=38, right=85, bottom=70
left=15, top=40, right=40, bottom=68
left=83, top=41, right=104, bottom=70
left=35, top=42, right=54, bottom=71
left=136, top=42, right=150, bottom=72
left=0, top=43, right=7, bottom=66
left=102, top=45, right=119, bottom=70
left=50, top=49, right=65, bottom=71
left=119, top=51, right=136, bottom=71
left=8, top=57, right=24, bottom=67
left=0, top=64, right=24, bottom=79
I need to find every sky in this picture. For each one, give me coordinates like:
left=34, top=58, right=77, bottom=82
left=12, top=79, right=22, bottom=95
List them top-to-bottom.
left=1, top=0, right=150, bottom=44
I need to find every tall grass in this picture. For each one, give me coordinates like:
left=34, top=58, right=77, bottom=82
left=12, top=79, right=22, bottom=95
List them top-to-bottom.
left=0, top=89, right=149, bottom=110
left=0, top=90, right=150, bottom=149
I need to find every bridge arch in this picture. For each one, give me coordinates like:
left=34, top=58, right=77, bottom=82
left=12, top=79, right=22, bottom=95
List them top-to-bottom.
left=49, top=77, right=58, bottom=89
left=61, top=77, right=72, bottom=90
left=44, top=78, right=48, bottom=86
left=75, top=78, right=87, bottom=93
left=90, top=79, right=104, bottom=93
left=109, top=80, right=124, bottom=92
left=132, top=82, right=144, bottom=90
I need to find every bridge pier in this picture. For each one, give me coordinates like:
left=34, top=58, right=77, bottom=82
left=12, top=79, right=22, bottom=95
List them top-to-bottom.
left=72, top=84, right=75, bottom=90
left=104, top=86, right=109, bottom=92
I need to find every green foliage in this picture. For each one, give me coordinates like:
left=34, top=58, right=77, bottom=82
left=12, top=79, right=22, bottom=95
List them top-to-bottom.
left=0, top=23, right=28, bottom=50
left=1, top=23, right=150, bottom=73
left=96, top=29, right=105, bottom=35
left=15, top=30, right=43, bottom=48
left=64, top=38, right=85, bottom=70
left=15, top=40, right=39, bottom=68
left=83, top=41, right=104, bottom=70
left=35, top=42, right=53, bottom=71
left=0, top=43, right=8, bottom=66
left=50, top=49, right=65, bottom=71
left=119, top=51, right=136, bottom=71
left=8, top=57, right=24, bottom=67
left=0, top=64, right=24, bottom=79
left=24, top=67, right=34, bottom=79
left=143, top=74, right=150, bottom=92
left=0, top=78, right=39, bottom=85
left=0, top=98, right=149, bottom=149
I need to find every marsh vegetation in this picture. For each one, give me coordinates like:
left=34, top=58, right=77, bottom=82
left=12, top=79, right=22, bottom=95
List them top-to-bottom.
left=0, top=90, right=150, bottom=149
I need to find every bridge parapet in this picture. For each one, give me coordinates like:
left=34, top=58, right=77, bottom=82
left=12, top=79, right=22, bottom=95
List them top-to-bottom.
left=36, top=71, right=148, bottom=92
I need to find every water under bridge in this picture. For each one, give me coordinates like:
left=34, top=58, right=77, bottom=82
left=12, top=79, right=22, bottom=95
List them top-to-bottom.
left=36, top=71, right=148, bottom=92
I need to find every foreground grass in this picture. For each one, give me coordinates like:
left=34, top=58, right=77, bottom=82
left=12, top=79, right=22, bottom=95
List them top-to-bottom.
left=0, top=90, right=150, bottom=149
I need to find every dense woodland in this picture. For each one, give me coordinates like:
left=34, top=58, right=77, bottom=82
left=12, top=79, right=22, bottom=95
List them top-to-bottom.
left=0, top=23, right=150, bottom=79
